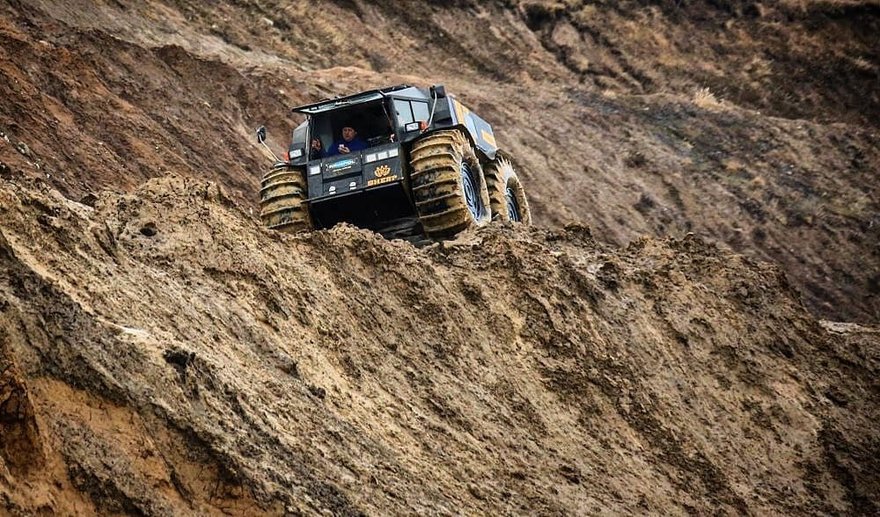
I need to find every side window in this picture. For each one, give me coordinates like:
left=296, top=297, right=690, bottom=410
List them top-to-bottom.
left=394, top=99, right=413, bottom=126
left=411, top=101, right=430, bottom=122
left=310, top=117, right=332, bottom=151
left=292, top=123, right=308, bottom=145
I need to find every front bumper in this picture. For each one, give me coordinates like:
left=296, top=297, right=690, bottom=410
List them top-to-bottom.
left=307, top=143, right=404, bottom=202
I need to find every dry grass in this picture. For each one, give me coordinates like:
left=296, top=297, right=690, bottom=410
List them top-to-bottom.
left=779, top=0, right=870, bottom=11
left=852, top=56, right=875, bottom=72
left=693, top=87, right=723, bottom=109
left=601, top=89, right=619, bottom=99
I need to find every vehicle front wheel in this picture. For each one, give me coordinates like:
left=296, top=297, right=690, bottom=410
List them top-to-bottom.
left=259, top=164, right=313, bottom=233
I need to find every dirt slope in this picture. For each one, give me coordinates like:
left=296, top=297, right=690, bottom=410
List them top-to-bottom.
left=0, top=0, right=878, bottom=322
left=1, top=0, right=879, bottom=514
left=1, top=175, right=877, bottom=514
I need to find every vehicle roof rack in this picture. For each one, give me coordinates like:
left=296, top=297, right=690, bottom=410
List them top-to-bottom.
left=291, top=84, right=413, bottom=114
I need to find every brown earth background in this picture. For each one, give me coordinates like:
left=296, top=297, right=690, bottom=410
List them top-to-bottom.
left=1, top=0, right=878, bottom=515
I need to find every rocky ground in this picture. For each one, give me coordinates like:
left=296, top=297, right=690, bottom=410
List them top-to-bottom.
left=1, top=0, right=878, bottom=515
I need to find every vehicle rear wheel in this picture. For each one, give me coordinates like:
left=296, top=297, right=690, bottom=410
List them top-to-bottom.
left=410, top=129, right=491, bottom=237
left=485, top=154, right=532, bottom=224
left=259, top=164, right=313, bottom=233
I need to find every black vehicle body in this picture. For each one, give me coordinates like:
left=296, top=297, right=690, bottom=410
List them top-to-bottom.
left=282, top=84, right=498, bottom=236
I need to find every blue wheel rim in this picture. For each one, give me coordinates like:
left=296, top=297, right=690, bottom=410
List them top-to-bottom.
left=461, top=162, right=484, bottom=221
left=506, top=185, right=522, bottom=222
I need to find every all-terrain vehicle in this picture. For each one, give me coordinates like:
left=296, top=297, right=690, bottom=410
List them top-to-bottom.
left=257, top=84, right=530, bottom=239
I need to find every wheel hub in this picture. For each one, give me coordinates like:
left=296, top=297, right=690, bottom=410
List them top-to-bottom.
left=460, top=162, right=484, bottom=221
left=505, top=185, right=521, bottom=222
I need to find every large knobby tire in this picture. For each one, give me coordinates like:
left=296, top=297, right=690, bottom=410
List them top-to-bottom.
left=410, top=130, right=491, bottom=237
left=485, top=154, right=532, bottom=224
left=259, top=164, right=313, bottom=233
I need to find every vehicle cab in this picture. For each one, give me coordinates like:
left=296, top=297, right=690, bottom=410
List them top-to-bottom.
left=284, top=85, right=443, bottom=230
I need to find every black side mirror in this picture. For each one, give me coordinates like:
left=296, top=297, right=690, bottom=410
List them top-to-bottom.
left=430, top=84, right=447, bottom=98
left=256, top=126, right=267, bottom=144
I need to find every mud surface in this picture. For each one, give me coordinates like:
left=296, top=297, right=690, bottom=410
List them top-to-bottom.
left=0, top=0, right=878, bottom=322
left=1, top=1, right=879, bottom=515
left=1, top=175, right=877, bottom=514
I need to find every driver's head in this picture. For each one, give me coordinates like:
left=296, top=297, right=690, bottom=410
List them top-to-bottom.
left=341, top=126, right=357, bottom=142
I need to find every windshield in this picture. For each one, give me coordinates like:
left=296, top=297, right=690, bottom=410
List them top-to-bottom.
left=309, top=100, right=396, bottom=159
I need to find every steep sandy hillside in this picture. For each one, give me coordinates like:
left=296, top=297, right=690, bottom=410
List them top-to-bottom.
left=511, top=0, right=880, bottom=125
left=1, top=1, right=879, bottom=514
left=1, top=1, right=877, bottom=322
left=1, top=175, right=877, bottom=514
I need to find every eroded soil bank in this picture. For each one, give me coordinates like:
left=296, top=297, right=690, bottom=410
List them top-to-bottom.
left=0, top=0, right=878, bottom=514
left=0, top=175, right=877, bottom=514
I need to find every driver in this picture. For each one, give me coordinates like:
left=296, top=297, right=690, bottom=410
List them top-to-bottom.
left=312, top=125, right=367, bottom=157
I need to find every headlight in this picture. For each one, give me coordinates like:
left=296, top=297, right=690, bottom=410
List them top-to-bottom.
left=289, top=148, right=303, bottom=159
left=388, top=148, right=399, bottom=158
left=365, top=153, right=377, bottom=163
left=309, top=165, right=321, bottom=176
